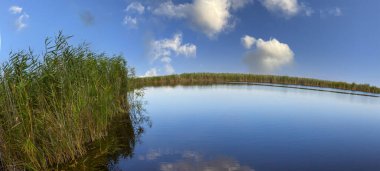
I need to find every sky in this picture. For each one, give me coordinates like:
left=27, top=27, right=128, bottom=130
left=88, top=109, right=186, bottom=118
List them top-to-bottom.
left=0, top=0, right=379, bottom=85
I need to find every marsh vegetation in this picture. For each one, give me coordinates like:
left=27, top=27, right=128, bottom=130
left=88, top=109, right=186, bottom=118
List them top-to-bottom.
left=0, top=32, right=149, bottom=170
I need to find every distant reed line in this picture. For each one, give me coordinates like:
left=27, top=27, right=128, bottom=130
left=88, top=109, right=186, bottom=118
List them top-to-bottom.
left=135, top=73, right=380, bottom=94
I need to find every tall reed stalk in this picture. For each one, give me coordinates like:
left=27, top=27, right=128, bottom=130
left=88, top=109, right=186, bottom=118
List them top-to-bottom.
left=0, top=32, right=134, bottom=170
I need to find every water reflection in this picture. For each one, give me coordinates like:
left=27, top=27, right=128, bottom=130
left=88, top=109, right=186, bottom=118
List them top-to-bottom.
left=64, top=84, right=380, bottom=170
left=150, top=84, right=380, bottom=105
left=120, top=85, right=380, bottom=171
left=61, top=91, right=151, bottom=170
left=136, top=149, right=255, bottom=171
left=160, top=156, right=254, bottom=171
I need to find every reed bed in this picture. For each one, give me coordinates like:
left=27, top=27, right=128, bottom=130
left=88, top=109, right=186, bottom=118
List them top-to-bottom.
left=0, top=32, right=135, bottom=170
left=136, top=73, right=380, bottom=94
left=60, top=90, right=150, bottom=170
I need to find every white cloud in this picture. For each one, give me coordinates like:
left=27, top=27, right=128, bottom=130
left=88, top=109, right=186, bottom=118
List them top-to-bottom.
left=153, top=0, right=251, bottom=38
left=191, top=0, right=232, bottom=38
left=230, top=0, right=254, bottom=10
left=260, top=0, right=310, bottom=18
left=153, top=1, right=191, bottom=18
left=123, top=2, right=145, bottom=29
left=126, top=2, right=145, bottom=14
left=9, top=5, right=29, bottom=31
left=9, top=6, right=23, bottom=14
left=304, top=6, right=314, bottom=16
left=320, top=7, right=343, bottom=17
left=330, top=7, right=342, bottom=16
left=15, top=13, right=29, bottom=31
left=123, top=16, right=138, bottom=28
left=150, top=33, right=196, bottom=74
left=151, top=33, right=196, bottom=61
left=241, top=35, right=256, bottom=49
left=243, top=35, right=294, bottom=73
left=160, top=56, right=172, bottom=63
left=164, top=63, right=175, bottom=74
left=144, top=68, right=158, bottom=77
left=138, top=149, right=254, bottom=171
left=160, top=154, right=254, bottom=171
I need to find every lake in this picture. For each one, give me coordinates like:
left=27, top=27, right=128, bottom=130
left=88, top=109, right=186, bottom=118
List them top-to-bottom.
left=107, top=84, right=380, bottom=171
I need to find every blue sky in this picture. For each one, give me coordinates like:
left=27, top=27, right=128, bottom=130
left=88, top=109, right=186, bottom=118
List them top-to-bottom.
left=1, top=0, right=379, bottom=85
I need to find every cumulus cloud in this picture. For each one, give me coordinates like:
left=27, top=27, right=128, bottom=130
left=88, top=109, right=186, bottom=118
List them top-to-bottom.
left=153, top=0, right=251, bottom=38
left=191, top=0, right=233, bottom=38
left=231, top=0, right=254, bottom=10
left=260, top=0, right=311, bottom=18
left=153, top=1, right=190, bottom=18
left=123, top=2, right=145, bottom=28
left=126, top=2, right=145, bottom=14
left=9, top=5, right=29, bottom=31
left=9, top=6, right=23, bottom=14
left=80, top=11, right=94, bottom=26
left=15, top=13, right=29, bottom=31
left=123, top=16, right=138, bottom=28
left=148, top=33, right=196, bottom=75
left=150, top=33, right=196, bottom=61
left=241, top=35, right=256, bottom=49
left=242, top=35, right=294, bottom=73
left=144, top=68, right=158, bottom=77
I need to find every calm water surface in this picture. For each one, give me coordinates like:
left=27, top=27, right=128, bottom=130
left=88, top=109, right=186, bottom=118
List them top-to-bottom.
left=111, top=85, right=380, bottom=171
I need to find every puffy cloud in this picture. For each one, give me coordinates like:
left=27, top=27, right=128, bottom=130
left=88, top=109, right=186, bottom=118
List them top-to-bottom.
left=153, top=0, right=251, bottom=38
left=191, top=0, right=232, bottom=38
left=230, top=0, right=254, bottom=10
left=260, top=0, right=310, bottom=18
left=153, top=1, right=191, bottom=18
left=123, top=2, right=145, bottom=28
left=126, top=2, right=145, bottom=14
left=9, top=5, right=29, bottom=31
left=9, top=6, right=23, bottom=14
left=15, top=13, right=29, bottom=31
left=123, top=16, right=138, bottom=28
left=149, top=33, right=196, bottom=74
left=150, top=33, right=196, bottom=61
left=241, top=35, right=256, bottom=49
left=243, top=35, right=294, bottom=73
left=144, top=68, right=158, bottom=77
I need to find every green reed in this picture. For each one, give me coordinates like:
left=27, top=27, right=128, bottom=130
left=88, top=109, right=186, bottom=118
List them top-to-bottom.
left=0, top=32, right=135, bottom=170
left=136, top=73, right=380, bottom=94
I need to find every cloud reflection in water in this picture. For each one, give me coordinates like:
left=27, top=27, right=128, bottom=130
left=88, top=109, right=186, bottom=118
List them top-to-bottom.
left=138, top=149, right=255, bottom=171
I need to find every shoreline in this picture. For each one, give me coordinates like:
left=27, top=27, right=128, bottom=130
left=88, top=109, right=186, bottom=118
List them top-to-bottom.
left=135, top=73, right=380, bottom=95
left=227, top=82, right=380, bottom=97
